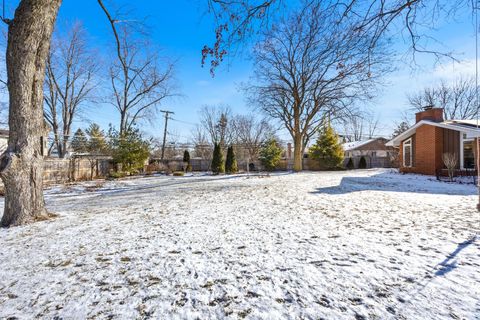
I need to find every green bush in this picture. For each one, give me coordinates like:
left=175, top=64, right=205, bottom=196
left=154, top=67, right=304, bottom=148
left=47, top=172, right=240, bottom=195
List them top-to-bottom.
left=309, top=125, right=344, bottom=170
left=110, top=127, right=150, bottom=173
left=259, top=138, right=282, bottom=171
left=211, top=143, right=225, bottom=174
left=225, top=146, right=238, bottom=174
left=183, top=150, right=192, bottom=172
left=358, top=156, right=367, bottom=169
left=346, top=158, right=354, bottom=169
left=108, top=171, right=127, bottom=179
left=173, top=171, right=185, bottom=176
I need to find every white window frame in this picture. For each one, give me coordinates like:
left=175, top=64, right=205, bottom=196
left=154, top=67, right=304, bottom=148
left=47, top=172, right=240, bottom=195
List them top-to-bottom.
left=460, top=133, right=474, bottom=170
left=403, top=138, right=413, bottom=167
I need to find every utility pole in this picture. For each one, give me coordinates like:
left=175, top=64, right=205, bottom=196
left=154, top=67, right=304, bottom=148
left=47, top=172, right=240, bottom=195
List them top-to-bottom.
left=160, top=110, right=174, bottom=160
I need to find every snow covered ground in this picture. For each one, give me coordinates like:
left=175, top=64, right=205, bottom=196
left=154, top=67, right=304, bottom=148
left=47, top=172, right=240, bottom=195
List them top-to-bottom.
left=0, top=169, right=479, bottom=319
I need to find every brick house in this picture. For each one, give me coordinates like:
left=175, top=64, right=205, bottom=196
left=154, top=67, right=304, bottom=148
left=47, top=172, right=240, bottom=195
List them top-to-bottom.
left=386, top=107, right=480, bottom=175
left=342, top=138, right=397, bottom=169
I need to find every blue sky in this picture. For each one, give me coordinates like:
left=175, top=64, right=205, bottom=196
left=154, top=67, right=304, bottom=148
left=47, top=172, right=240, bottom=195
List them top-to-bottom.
left=3, top=1, right=478, bottom=143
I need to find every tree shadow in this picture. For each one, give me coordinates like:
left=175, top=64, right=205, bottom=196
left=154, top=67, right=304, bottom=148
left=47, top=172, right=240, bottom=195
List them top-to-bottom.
left=310, top=172, right=477, bottom=196
left=44, top=173, right=254, bottom=207
left=393, top=235, right=478, bottom=316
left=434, top=237, right=477, bottom=276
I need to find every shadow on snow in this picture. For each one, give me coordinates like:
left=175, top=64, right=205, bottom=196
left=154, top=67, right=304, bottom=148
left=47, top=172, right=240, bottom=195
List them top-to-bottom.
left=310, top=172, right=477, bottom=196
left=434, top=236, right=477, bottom=276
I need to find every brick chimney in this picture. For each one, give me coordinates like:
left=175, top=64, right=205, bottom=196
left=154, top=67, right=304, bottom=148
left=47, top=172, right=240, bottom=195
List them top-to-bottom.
left=415, top=107, right=444, bottom=123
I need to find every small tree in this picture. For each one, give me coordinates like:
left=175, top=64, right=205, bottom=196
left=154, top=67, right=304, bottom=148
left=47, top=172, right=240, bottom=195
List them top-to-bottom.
left=392, top=122, right=410, bottom=138
left=85, top=124, right=109, bottom=179
left=86, top=124, right=108, bottom=153
left=309, top=125, right=344, bottom=170
left=70, top=128, right=88, bottom=153
left=110, top=128, right=150, bottom=174
left=259, top=138, right=282, bottom=172
left=211, top=143, right=225, bottom=174
left=225, top=145, right=238, bottom=174
left=183, top=150, right=191, bottom=172
left=442, top=153, right=458, bottom=182
left=358, top=156, right=367, bottom=169
left=346, top=158, right=354, bottom=170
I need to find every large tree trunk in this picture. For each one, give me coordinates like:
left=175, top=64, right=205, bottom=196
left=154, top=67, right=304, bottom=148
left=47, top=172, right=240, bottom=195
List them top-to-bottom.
left=0, top=0, right=62, bottom=227
left=293, top=134, right=303, bottom=172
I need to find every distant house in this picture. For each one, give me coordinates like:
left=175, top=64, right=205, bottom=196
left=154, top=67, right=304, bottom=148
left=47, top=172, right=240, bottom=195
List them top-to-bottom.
left=386, top=107, right=480, bottom=175
left=0, top=129, right=8, bottom=153
left=0, top=129, right=59, bottom=157
left=342, top=137, right=396, bottom=169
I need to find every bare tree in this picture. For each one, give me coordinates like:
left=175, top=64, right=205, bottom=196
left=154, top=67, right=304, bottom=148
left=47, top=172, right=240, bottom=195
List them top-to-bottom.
left=0, top=0, right=62, bottom=227
left=0, top=0, right=474, bottom=226
left=98, top=0, right=175, bottom=136
left=203, top=0, right=474, bottom=73
left=203, top=0, right=282, bottom=75
left=247, top=2, right=389, bottom=171
left=44, top=22, right=98, bottom=158
left=408, top=76, right=479, bottom=120
left=199, top=104, right=234, bottom=148
left=342, top=110, right=381, bottom=142
left=342, top=111, right=365, bottom=142
left=232, top=114, right=274, bottom=160
left=191, top=125, right=212, bottom=159
left=442, top=153, right=457, bottom=182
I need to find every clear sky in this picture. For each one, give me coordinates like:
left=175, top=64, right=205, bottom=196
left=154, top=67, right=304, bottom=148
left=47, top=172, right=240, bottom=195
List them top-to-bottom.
left=3, top=1, right=478, bottom=144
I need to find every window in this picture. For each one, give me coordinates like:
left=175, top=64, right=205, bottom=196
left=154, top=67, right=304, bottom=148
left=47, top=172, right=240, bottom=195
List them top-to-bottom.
left=403, top=138, right=412, bottom=167
left=463, top=139, right=475, bottom=169
left=371, top=151, right=377, bottom=158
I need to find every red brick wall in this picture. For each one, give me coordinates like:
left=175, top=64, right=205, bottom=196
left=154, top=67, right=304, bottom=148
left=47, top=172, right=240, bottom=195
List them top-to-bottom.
left=415, top=108, right=444, bottom=123
left=399, top=125, right=444, bottom=175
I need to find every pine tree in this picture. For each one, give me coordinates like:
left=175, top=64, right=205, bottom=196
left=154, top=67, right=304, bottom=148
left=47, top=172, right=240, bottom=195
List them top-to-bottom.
left=392, top=121, right=410, bottom=138
left=86, top=123, right=108, bottom=155
left=81, top=124, right=109, bottom=179
left=309, top=125, right=344, bottom=170
left=110, top=127, right=150, bottom=173
left=70, top=128, right=88, bottom=153
left=259, top=138, right=282, bottom=171
left=211, top=143, right=225, bottom=174
left=225, top=146, right=238, bottom=174
left=183, top=150, right=192, bottom=172
left=183, top=150, right=190, bottom=163
left=358, top=156, right=367, bottom=169
left=346, top=157, right=354, bottom=169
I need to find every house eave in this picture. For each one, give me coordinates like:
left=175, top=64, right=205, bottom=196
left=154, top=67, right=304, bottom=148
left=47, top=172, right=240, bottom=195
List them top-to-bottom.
left=386, top=120, right=480, bottom=147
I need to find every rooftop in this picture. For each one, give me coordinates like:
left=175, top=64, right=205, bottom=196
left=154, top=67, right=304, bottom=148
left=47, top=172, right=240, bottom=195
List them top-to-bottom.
left=386, top=120, right=480, bottom=147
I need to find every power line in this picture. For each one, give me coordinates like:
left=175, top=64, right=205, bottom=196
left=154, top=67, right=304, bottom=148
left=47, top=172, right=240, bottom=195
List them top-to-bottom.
left=160, top=110, right=174, bottom=160
left=170, top=118, right=197, bottom=127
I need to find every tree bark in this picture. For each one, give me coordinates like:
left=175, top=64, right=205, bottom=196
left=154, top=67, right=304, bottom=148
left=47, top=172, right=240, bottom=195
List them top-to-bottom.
left=0, top=0, right=62, bottom=227
left=293, top=133, right=303, bottom=172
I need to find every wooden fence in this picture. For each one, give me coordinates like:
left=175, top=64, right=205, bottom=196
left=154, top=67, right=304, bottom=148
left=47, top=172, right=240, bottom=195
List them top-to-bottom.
left=43, top=157, right=113, bottom=184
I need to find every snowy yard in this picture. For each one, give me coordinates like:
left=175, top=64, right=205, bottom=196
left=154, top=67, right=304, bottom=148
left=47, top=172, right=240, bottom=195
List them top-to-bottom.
left=0, top=169, right=479, bottom=319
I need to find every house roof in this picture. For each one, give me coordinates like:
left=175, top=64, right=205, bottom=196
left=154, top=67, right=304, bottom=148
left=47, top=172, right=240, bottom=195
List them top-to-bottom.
left=445, top=119, right=480, bottom=129
left=386, top=120, right=480, bottom=147
left=342, top=137, right=389, bottom=151
left=342, top=139, right=376, bottom=151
